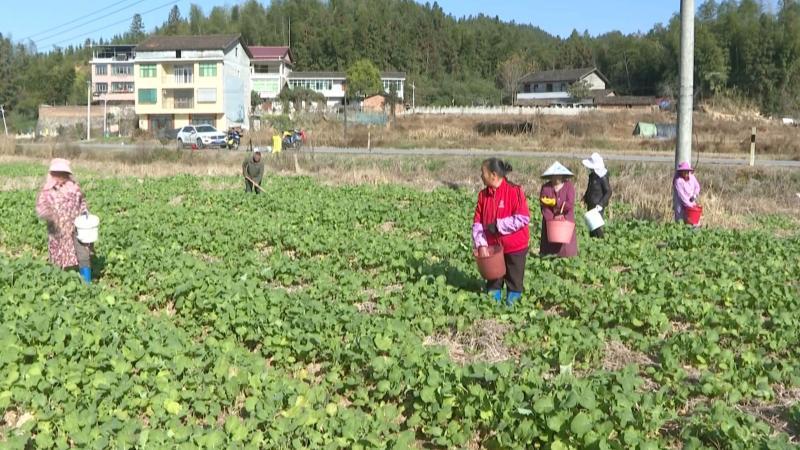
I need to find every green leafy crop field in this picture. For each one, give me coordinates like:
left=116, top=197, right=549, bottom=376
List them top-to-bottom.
left=1, top=170, right=799, bottom=449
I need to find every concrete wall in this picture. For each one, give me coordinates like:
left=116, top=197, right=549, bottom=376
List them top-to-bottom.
left=407, top=105, right=595, bottom=116
left=37, top=106, right=104, bottom=137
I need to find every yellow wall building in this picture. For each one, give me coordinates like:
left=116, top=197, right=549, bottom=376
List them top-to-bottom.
left=134, top=34, right=251, bottom=134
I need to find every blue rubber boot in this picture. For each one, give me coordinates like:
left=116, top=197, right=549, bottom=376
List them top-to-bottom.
left=79, top=267, right=92, bottom=284
left=488, top=290, right=502, bottom=303
left=506, top=291, right=522, bottom=307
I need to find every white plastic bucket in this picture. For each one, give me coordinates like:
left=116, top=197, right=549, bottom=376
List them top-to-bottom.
left=584, top=208, right=605, bottom=231
left=74, top=214, right=100, bottom=244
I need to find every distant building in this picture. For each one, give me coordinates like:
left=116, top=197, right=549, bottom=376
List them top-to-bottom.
left=133, top=34, right=252, bottom=133
left=90, top=45, right=136, bottom=105
left=249, top=46, right=295, bottom=105
left=516, top=67, right=613, bottom=105
left=286, top=71, right=405, bottom=108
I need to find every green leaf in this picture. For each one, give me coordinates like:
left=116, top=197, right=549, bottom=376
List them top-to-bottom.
left=374, top=334, right=393, bottom=351
left=533, top=395, right=554, bottom=414
left=164, top=399, right=182, bottom=415
left=570, top=412, right=592, bottom=437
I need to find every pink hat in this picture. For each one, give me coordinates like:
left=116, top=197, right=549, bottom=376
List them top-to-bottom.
left=48, top=158, right=72, bottom=174
left=676, top=161, right=693, bottom=172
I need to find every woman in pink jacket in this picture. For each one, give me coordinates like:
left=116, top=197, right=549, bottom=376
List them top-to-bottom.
left=35, top=158, right=93, bottom=283
left=673, top=161, right=701, bottom=225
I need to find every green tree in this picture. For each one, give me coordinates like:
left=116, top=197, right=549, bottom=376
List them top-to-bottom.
left=189, top=5, right=204, bottom=34
left=165, top=6, right=182, bottom=35
left=129, top=14, right=145, bottom=40
left=346, top=59, right=381, bottom=100
left=567, top=79, right=592, bottom=101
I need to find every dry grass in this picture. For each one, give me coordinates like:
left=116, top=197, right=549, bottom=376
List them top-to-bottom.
left=300, top=110, right=800, bottom=158
left=0, top=136, right=13, bottom=155
left=423, top=319, right=518, bottom=365
left=601, top=340, right=656, bottom=372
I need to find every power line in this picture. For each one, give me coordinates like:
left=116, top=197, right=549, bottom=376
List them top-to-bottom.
left=23, top=0, right=137, bottom=40
left=35, top=0, right=150, bottom=46
left=44, top=0, right=178, bottom=51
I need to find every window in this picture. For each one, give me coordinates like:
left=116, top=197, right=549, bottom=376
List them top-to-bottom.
left=176, top=50, right=182, bottom=58
left=199, top=63, right=217, bottom=77
left=112, top=64, right=133, bottom=76
left=140, top=64, right=156, bottom=78
left=95, top=65, right=107, bottom=75
left=174, top=65, right=193, bottom=84
left=254, top=65, right=274, bottom=74
left=253, top=79, right=279, bottom=94
left=289, top=79, right=332, bottom=91
left=382, top=80, right=403, bottom=93
left=110, top=82, right=134, bottom=93
left=95, top=83, right=108, bottom=93
left=523, top=83, right=530, bottom=93
left=546, top=83, right=553, bottom=92
left=561, top=83, right=567, bottom=91
left=138, top=88, right=157, bottom=104
left=197, top=88, right=217, bottom=103
left=173, top=89, right=193, bottom=108
left=193, top=116, right=215, bottom=126
left=196, top=125, right=216, bottom=133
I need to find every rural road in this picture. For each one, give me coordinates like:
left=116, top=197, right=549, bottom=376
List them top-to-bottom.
left=18, top=142, right=800, bottom=168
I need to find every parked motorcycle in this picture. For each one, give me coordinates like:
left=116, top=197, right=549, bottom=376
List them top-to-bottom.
left=225, top=129, right=241, bottom=150
left=282, top=129, right=305, bottom=150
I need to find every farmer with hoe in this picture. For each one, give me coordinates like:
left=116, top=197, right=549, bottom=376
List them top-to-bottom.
left=242, top=147, right=265, bottom=194
left=35, top=158, right=93, bottom=283
left=472, top=158, right=531, bottom=306
left=539, top=162, right=578, bottom=257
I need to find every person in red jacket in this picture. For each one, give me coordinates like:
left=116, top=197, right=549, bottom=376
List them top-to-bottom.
left=472, top=158, right=531, bottom=306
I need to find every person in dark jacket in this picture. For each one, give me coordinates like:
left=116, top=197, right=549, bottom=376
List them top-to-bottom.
left=242, top=148, right=265, bottom=194
left=581, top=153, right=612, bottom=238
left=472, top=158, right=531, bottom=306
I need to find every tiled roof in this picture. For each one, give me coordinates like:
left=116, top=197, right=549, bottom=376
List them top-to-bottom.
left=136, top=34, right=252, bottom=57
left=249, top=46, right=293, bottom=62
left=521, top=67, right=608, bottom=85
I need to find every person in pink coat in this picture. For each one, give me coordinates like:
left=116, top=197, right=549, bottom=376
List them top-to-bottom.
left=35, top=158, right=93, bottom=283
left=673, top=161, right=701, bottom=225
left=539, top=162, right=578, bottom=258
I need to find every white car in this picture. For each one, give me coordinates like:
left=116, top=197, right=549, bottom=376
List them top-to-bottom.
left=176, top=125, right=226, bottom=148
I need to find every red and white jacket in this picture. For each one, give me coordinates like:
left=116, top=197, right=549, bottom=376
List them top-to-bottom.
left=472, top=179, right=531, bottom=254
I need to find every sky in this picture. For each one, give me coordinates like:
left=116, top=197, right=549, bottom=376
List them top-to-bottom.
left=0, top=0, right=782, bottom=52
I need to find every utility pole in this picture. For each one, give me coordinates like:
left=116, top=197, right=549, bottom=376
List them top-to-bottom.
left=676, top=0, right=694, bottom=168
left=86, top=81, right=91, bottom=140
left=411, top=82, right=415, bottom=113
left=103, top=96, right=108, bottom=138
left=0, top=105, right=8, bottom=136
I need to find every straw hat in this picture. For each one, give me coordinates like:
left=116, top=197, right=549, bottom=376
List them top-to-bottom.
left=48, top=158, right=72, bottom=174
left=541, top=161, right=574, bottom=177
left=676, top=161, right=694, bottom=172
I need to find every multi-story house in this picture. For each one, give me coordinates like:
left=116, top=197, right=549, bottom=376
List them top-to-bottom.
left=133, top=34, right=252, bottom=133
left=90, top=45, right=136, bottom=104
left=250, top=46, right=294, bottom=106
